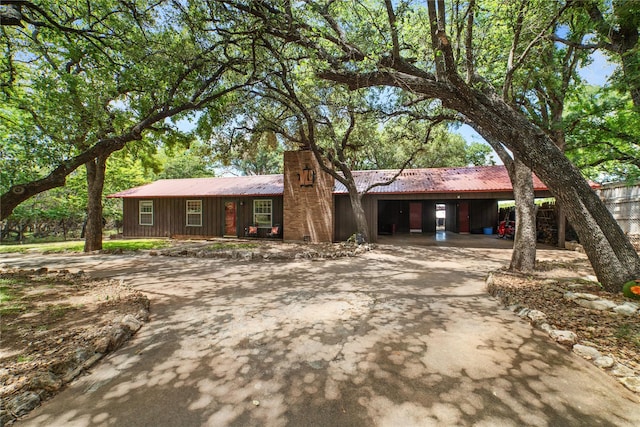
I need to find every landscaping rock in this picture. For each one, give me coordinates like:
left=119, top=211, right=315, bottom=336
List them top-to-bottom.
left=564, top=291, right=599, bottom=301
left=575, top=299, right=618, bottom=311
left=613, top=302, right=639, bottom=316
left=527, top=309, right=547, bottom=324
left=121, top=314, right=143, bottom=333
left=538, top=323, right=554, bottom=334
left=550, top=330, right=577, bottom=345
left=573, top=344, right=602, bottom=360
left=594, top=356, right=615, bottom=369
left=611, top=364, right=636, bottom=378
left=29, top=371, right=62, bottom=392
left=620, top=377, right=640, bottom=393
left=9, top=391, right=41, bottom=417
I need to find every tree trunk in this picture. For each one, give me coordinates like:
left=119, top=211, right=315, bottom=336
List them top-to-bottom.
left=461, top=93, right=640, bottom=292
left=482, top=139, right=537, bottom=272
left=84, top=155, right=107, bottom=252
left=509, top=159, right=537, bottom=272
left=346, top=183, right=370, bottom=243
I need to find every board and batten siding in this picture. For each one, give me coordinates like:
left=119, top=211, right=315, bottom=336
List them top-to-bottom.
left=122, top=197, right=283, bottom=238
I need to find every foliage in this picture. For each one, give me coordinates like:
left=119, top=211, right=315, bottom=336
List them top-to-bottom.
left=0, top=0, right=250, bottom=220
left=565, top=87, right=640, bottom=182
left=152, top=141, right=217, bottom=180
left=622, top=281, right=640, bottom=300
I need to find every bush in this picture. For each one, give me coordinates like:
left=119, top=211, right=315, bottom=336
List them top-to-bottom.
left=622, top=280, right=640, bottom=300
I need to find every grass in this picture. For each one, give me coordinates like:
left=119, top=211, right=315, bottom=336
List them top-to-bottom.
left=0, top=239, right=170, bottom=254
left=0, top=277, right=27, bottom=314
left=615, top=323, right=640, bottom=349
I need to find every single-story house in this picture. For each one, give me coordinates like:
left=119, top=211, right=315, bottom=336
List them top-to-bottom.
left=108, top=150, right=553, bottom=243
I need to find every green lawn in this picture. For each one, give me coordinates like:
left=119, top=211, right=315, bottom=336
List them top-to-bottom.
left=0, top=239, right=171, bottom=254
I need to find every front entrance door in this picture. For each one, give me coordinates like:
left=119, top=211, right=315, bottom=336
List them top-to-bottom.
left=224, top=201, right=237, bottom=236
left=458, top=201, right=470, bottom=233
left=409, top=202, right=422, bottom=233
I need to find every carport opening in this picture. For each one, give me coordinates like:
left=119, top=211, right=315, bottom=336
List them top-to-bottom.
left=436, top=203, right=445, bottom=231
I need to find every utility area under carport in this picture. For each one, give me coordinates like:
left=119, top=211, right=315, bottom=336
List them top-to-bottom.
left=377, top=199, right=499, bottom=236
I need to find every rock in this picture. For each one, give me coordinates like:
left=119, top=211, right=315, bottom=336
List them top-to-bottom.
left=565, top=241, right=583, bottom=252
left=484, top=273, right=495, bottom=286
left=541, top=279, right=558, bottom=285
left=564, top=291, right=599, bottom=301
left=575, top=299, right=617, bottom=311
left=613, top=302, right=639, bottom=316
left=517, top=308, right=530, bottom=318
left=136, top=309, right=150, bottom=322
left=527, top=310, right=547, bottom=324
left=121, top=314, right=143, bottom=333
left=538, top=323, right=553, bottom=334
left=108, top=326, right=132, bottom=351
left=550, top=330, right=577, bottom=345
left=94, top=336, right=110, bottom=354
left=572, top=344, right=602, bottom=360
left=75, top=347, right=92, bottom=364
left=82, top=353, right=104, bottom=369
left=594, top=356, right=615, bottom=369
left=611, top=363, right=636, bottom=378
left=30, top=371, right=62, bottom=392
left=620, top=377, right=640, bottom=393
left=9, top=391, right=41, bottom=417
left=1, top=409, right=14, bottom=426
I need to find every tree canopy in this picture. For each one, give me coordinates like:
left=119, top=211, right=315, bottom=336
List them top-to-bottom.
left=1, top=0, right=639, bottom=290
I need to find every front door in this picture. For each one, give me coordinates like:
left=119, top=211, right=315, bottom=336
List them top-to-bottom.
left=224, top=201, right=237, bottom=236
left=458, top=201, right=470, bottom=233
left=409, top=202, right=422, bottom=233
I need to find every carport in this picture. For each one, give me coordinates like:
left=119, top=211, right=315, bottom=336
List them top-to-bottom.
left=333, top=166, right=552, bottom=243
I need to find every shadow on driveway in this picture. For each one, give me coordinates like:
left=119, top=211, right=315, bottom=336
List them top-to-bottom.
left=6, top=244, right=639, bottom=426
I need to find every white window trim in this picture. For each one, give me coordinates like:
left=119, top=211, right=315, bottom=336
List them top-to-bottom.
left=186, top=199, right=202, bottom=227
left=253, top=199, right=273, bottom=228
left=139, top=200, right=154, bottom=226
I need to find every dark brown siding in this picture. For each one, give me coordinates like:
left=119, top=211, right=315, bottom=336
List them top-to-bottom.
left=334, top=195, right=376, bottom=242
left=122, top=197, right=283, bottom=238
left=469, top=200, right=499, bottom=233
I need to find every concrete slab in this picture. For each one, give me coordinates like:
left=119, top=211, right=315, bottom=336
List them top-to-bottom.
left=3, top=244, right=639, bottom=427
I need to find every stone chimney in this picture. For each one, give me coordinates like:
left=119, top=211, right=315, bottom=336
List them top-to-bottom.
left=283, top=151, right=334, bottom=242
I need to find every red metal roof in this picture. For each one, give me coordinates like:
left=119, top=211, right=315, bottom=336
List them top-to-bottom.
left=108, top=166, right=554, bottom=198
left=333, top=166, right=549, bottom=194
left=108, top=175, right=284, bottom=198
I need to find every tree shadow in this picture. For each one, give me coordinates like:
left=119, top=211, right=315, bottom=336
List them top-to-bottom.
left=10, top=247, right=640, bottom=426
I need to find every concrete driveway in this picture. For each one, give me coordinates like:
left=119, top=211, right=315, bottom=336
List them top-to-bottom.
left=4, top=242, right=640, bottom=426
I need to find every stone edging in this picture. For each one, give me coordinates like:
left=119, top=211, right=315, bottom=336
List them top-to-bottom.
left=486, top=273, right=640, bottom=396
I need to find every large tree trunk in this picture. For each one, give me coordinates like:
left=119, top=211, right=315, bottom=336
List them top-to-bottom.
left=462, top=92, right=640, bottom=292
left=485, top=139, right=538, bottom=273
left=84, top=155, right=107, bottom=252
left=509, top=159, right=537, bottom=272
left=346, top=183, right=370, bottom=243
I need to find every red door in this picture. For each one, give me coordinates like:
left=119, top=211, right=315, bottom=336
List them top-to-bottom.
left=224, top=201, right=237, bottom=236
left=458, top=201, right=470, bottom=233
left=409, top=202, right=422, bottom=232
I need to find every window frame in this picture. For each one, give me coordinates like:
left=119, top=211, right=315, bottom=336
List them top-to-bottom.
left=186, top=199, right=203, bottom=227
left=253, top=199, right=273, bottom=228
left=139, top=200, right=154, bottom=226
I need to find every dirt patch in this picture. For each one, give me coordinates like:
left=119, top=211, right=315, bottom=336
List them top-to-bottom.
left=487, top=258, right=640, bottom=390
left=0, top=268, right=149, bottom=425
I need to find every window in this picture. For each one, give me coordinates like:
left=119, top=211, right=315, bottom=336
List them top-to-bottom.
left=253, top=199, right=272, bottom=228
left=139, top=200, right=153, bottom=226
left=186, top=200, right=202, bottom=227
